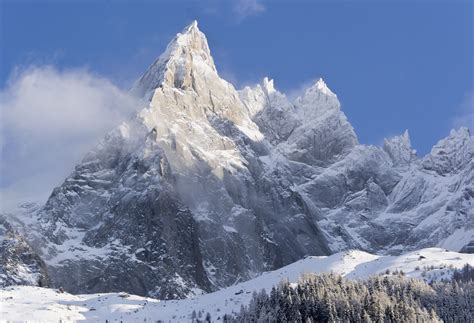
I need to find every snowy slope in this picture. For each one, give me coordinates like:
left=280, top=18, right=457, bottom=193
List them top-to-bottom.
left=1, top=20, right=473, bottom=299
left=1, top=248, right=472, bottom=322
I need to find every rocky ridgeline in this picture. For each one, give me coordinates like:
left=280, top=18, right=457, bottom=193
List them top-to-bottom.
left=1, top=21, right=472, bottom=299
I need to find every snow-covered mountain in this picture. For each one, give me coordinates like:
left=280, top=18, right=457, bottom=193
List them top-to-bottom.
left=1, top=21, right=473, bottom=299
left=0, top=213, right=50, bottom=288
left=1, top=248, right=472, bottom=322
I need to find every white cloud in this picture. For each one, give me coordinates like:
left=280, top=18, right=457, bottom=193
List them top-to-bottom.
left=233, top=0, right=265, bottom=20
left=0, top=66, right=141, bottom=211
left=452, top=92, right=474, bottom=131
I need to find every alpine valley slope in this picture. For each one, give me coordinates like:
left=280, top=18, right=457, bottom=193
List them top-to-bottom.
left=0, top=21, right=473, bottom=299
left=1, top=248, right=473, bottom=322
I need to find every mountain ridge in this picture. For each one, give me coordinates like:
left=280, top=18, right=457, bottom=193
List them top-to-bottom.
left=1, top=21, right=472, bottom=299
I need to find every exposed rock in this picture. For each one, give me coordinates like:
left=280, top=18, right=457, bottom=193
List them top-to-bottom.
left=1, top=21, right=472, bottom=298
left=423, top=127, right=473, bottom=175
left=383, top=130, right=417, bottom=167
left=0, top=216, right=50, bottom=288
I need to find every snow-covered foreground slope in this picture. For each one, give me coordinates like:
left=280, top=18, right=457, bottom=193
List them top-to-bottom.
left=1, top=20, right=473, bottom=299
left=1, top=248, right=472, bottom=322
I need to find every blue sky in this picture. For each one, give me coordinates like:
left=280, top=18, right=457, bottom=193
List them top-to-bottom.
left=0, top=0, right=472, bottom=207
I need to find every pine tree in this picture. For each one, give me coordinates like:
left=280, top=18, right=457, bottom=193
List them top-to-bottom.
left=230, top=270, right=474, bottom=323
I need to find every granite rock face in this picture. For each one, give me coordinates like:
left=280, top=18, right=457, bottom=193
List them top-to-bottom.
left=2, top=21, right=473, bottom=297
left=0, top=215, right=50, bottom=288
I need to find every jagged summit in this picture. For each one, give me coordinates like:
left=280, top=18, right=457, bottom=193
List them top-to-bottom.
left=131, top=19, right=216, bottom=99
left=171, top=20, right=213, bottom=62
left=184, top=20, right=199, bottom=32
left=3, top=21, right=473, bottom=301
left=238, top=74, right=357, bottom=162
left=261, top=77, right=276, bottom=95
left=292, top=78, right=338, bottom=103
left=294, top=78, right=345, bottom=126
left=295, top=78, right=338, bottom=110
left=312, top=78, right=336, bottom=97
left=423, top=126, right=473, bottom=175
left=450, top=126, right=471, bottom=138
left=402, top=129, right=410, bottom=139
left=383, top=130, right=416, bottom=167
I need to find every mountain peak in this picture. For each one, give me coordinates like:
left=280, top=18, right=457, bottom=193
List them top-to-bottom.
left=174, top=20, right=208, bottom=51
left=184, top=20, right=199, bottom=33
left=131, top=21, right=216, bottom=99
left=261, top=77, right=276, bottom=95
left=294, top=77, right=340, bottom=115
left=310, top=78, right=336, bottom=97
left=450, top=126, right=470, bottom=138
left=423, top=127, right=473, bottom=174
left=398, top=129, right=411, bottom=146
left=402, top=129, right=410, bottom=140
left=383, top=130, right=416, bottom=167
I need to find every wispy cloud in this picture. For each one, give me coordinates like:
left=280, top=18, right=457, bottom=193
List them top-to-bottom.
left=233, top=0, right=266, bottom=21
left=0, top=66, right=141, bottom=211
left=452, top=92, right=474, bottom=131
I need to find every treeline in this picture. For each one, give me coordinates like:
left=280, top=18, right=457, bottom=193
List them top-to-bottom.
left=221, top=264, right=473, bottom=323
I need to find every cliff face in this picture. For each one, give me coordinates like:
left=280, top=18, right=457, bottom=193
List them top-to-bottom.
left=2, top=22, right=472, bottom=298
left=0, top=215, right=50, bottom=288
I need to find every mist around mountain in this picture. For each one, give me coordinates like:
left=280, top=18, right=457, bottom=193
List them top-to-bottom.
left=0, top=21, right=473, bottom=321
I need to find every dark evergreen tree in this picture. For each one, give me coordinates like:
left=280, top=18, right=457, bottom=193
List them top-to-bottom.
left=227, top=270, right=473, bottom=322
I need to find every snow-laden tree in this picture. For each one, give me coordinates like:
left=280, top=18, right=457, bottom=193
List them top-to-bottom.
left=226, top=266, right=474, bottom=322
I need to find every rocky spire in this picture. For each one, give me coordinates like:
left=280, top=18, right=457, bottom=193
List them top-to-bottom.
left=131, top=20, right=217, bottom=100
left=261, top=77, right=276, bottom=95
left=294, top=78, right=340, bottom=121
left=312, top=78, right=336, bottom=97
left=423, top=127, right=473, bottom=175
left=383, top=130, right=417, bottom=167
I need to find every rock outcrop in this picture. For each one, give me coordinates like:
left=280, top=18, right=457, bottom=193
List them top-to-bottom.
left=2, top=21, right=472, bottom=298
